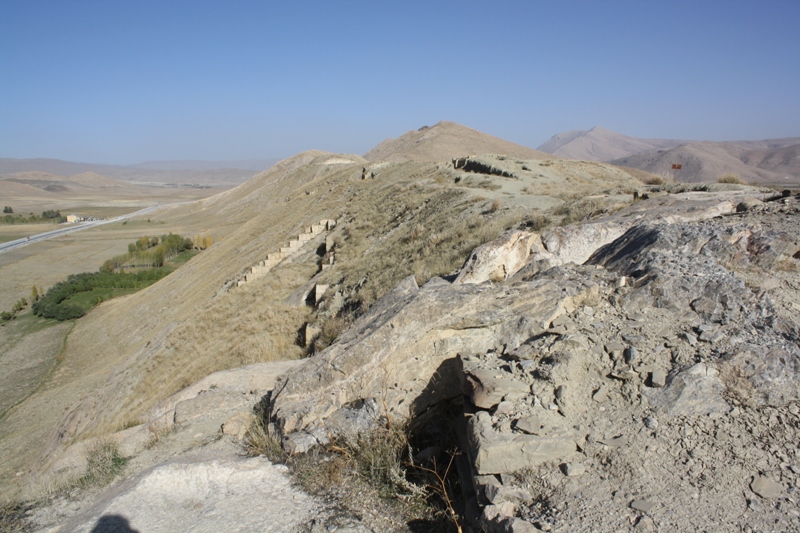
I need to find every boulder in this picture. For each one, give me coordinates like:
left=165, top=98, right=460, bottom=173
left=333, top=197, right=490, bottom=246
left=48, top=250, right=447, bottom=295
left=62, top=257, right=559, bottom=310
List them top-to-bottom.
left=455, top=230, right=537, bottom=284
left=644, top=363, right=730, bottom=417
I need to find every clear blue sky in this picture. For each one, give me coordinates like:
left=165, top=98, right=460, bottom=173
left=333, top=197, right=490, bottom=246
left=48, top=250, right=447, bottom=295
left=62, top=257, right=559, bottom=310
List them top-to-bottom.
left=1, top=0, right=799, bottom=164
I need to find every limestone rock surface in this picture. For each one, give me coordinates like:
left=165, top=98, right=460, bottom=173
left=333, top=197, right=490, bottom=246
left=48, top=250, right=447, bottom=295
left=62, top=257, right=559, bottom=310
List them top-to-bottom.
left=54, top=456, right=321, bottom=533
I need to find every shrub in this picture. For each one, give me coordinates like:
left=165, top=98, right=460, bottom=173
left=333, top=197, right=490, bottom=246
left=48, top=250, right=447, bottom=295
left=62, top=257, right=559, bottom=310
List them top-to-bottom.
left=717, top=172, right=746, bottom=184
left=639, top=173, right=671, bottom=185
left=311, top=314, right=353, bottom=354
left=245, top=419, right=284, bottom=463
left=78, top=440, right=127, bottom=487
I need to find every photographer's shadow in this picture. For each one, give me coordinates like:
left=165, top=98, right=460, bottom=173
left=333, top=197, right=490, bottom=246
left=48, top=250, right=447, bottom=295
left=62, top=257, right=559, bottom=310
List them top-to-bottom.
left=90, top=515, right=139, bottom=533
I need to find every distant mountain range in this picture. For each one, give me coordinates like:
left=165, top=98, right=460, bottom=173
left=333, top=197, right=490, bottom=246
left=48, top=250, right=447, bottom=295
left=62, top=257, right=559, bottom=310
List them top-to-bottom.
left=4, top=123, right=799, bottom=187
left=537, top=126, right=686, bottom=161
left=538, top=126, right=800, bottom=184
left=0, top=158, right=280, bottom=186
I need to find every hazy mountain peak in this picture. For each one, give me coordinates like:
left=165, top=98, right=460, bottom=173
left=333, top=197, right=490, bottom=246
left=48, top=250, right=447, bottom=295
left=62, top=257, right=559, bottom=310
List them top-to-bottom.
left=538, top=127, right=686, bottom=161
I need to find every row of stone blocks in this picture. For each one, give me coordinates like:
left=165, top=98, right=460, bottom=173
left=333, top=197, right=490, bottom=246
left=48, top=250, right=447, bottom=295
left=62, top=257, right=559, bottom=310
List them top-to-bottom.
left=236, top=219, right=336, bottom=288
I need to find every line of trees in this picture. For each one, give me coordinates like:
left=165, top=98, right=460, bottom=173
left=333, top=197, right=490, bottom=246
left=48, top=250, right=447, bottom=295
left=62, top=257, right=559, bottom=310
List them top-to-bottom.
left=2, top=209, right=66, bottom=225
left=23, top=233, right=199, bottom=321
left=101, top=233, right=194, bottom=272
left=32, top=270, right=171, bottom=320
left=1, top=297, right=28, bottom=322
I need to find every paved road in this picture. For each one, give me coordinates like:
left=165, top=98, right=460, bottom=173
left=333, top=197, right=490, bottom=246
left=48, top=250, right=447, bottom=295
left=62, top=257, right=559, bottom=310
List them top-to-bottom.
left=0, top=205, right=165, bottom=255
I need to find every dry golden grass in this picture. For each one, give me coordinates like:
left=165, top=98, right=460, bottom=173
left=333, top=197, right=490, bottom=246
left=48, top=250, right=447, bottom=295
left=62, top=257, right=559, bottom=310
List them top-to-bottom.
left=615, top=165, right=670, bottom=185
left=717, top=172, right=747, bottom=184
left=639, top=174, right=672, bottom=185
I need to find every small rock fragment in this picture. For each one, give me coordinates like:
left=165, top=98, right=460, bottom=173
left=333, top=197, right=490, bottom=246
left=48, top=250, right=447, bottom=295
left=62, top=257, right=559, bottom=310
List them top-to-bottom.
left=680, top=331, right=698, bottom=347
left=606, top=341, right=625, bottom=353
left=624, top=346, right=639, bottom=364
left=610, top=368, right=636, bottom=381
left=650, top=369, right=667, bottom=388
left=555, top=385, right=566, bottom=400
left=592, top=386, right=608, bottom=403
left=495, top=401, right=514, bottom=415
left=514, top=415, right=541, bottom=435
left=644, top=416, right=658, bottom=429
left=600, top=435, right=628, bottom=447
left=562, top=462, right=586, bottom=477
left=751, top=476, right=783, bottom=498
left=630, top=499, right=655, bottom=513
left=483, top=501, right=516, bottom=521
left=506, top=518, right=540, bottom=533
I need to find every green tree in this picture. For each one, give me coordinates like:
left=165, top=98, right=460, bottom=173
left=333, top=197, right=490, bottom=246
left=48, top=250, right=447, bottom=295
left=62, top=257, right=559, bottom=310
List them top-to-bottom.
left=2, top=206, right=12, bottom=213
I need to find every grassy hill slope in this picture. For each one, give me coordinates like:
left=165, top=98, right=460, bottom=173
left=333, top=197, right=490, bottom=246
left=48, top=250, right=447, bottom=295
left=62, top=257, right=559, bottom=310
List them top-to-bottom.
left=0, top=134, right=648, bottom=499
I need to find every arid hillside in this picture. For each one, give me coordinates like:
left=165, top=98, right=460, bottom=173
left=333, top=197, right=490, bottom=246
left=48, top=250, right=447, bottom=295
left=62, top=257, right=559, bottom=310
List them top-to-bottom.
left=365, top=121, right=549, bottom=162
left=0, top=124, right=650, bottom=502
left=537, top=126, right=686, bottom=161
left=539, top=127, right=800, bottom=185
left=611, top=141, right=800, bottom=184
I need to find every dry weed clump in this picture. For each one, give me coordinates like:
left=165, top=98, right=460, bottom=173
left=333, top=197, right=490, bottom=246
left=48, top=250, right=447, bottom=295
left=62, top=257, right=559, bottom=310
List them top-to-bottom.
left=637, top=172, right=673, bottom=185
left=717, top=172, right=747, bottom=184
left=552, top=198, right=604, bottom=224
left=519, top=214, right=552, bottom=232
left=310, top=313, right=355, bottom=354
left=245, top=400, right=464, bottom=531
left=244, top=419, right=284, bottom=463
left=289, top=422, right=460, bottom=530
left=78, top=440, right=127, bottom=488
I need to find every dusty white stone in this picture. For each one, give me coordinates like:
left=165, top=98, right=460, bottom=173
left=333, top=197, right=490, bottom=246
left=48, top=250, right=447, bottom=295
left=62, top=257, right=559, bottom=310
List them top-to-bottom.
left=56, top=457, right=321, bottom=533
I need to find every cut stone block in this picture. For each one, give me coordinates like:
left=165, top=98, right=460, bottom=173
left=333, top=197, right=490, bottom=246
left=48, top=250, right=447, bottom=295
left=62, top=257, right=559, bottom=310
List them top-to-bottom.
left=314, top=284, right=329, bottom=304
left=468, top=411, right=576, bottom=474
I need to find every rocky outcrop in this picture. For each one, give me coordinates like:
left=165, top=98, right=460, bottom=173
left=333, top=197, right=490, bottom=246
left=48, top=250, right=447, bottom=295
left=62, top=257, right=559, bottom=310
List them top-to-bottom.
left=269, top=191, right=800, bottom=532
left=455, top=230, right=537, bottom=284
left=271, top=273, right=598, bottom=453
